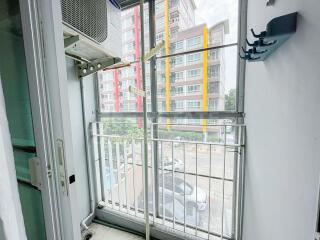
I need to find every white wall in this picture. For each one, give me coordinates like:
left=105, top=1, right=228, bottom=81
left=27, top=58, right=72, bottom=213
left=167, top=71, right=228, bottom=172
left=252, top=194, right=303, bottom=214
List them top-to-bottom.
left=243, top=1, right=320, bottom=240
left=66, top=58, right=97, bottom=223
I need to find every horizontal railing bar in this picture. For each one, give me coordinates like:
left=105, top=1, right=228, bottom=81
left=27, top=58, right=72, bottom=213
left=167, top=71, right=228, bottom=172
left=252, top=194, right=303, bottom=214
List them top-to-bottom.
left=156, top=42, right=238, bottom=59
left=101, top=43, right=238, bottom=70
left=98, top=111, right=244, bottom=119
left=157, top=111, right=244, bottom=119
left=91, top=121, right=244, bottom=128
left=153, top=123, right=245, bottom=127
left=92, top=134, right=242, bottom=147
left=149, top=138, right=242, bottom=147
left=104, top=159, right=234, bottom=182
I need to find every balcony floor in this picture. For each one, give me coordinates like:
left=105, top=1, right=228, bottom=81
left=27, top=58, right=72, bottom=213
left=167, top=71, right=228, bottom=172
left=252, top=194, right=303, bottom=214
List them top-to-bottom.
left=89, top=223, right=143, bottom=240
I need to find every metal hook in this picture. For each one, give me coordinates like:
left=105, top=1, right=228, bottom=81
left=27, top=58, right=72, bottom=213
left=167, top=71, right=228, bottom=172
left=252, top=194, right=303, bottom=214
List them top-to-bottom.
left=251, top=29, right=267, bottom=39
left=246, top=39, right=254, bottom=47
left=247, top=39, right=276, bottom=47
left=263, top=40, right=277, bottom=46
left=242, top=46, right=267, bottom=55
left=242, top=46, right=250, bottom=54
left=239, top=51, right=261, bottom=61
left=239, top=53, right=246, bottom=59
left=250, top=56, right=261, bottom=60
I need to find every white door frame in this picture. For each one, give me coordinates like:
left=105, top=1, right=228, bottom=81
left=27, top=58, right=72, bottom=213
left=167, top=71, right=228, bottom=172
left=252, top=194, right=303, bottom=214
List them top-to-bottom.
left=19, top=0, right=81, bottom=239
left=19, top=0, right=62, bottom=239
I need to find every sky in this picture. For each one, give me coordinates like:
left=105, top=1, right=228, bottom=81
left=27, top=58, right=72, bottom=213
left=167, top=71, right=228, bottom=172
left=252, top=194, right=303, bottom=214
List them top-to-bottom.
left=194, top=0, right=238, bottom=92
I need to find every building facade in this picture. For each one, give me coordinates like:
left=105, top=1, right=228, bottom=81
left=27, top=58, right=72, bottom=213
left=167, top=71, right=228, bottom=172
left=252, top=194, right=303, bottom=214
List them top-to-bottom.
left=99, top=0, right=228, bottom=130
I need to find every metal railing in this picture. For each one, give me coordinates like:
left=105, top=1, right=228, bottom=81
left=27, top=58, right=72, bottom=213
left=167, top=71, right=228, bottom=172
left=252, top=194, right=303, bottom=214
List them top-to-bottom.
left=91, top=122, right=245, bottom=240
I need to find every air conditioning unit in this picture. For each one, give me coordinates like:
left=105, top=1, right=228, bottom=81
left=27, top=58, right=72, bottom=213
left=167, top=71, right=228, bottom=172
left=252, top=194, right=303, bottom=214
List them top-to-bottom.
left=61, top=0, right=122, bottom=62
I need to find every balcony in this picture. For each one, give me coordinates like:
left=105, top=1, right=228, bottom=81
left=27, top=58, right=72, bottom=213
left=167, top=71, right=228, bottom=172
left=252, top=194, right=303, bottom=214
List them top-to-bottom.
left=91, top=122, right=245, bottom=240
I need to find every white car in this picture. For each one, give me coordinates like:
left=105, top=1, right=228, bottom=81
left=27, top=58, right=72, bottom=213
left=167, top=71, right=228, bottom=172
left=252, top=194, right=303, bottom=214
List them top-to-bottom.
left=160, top=156, right=184, bottom=171
left=159, top=175, right=207, bottom=211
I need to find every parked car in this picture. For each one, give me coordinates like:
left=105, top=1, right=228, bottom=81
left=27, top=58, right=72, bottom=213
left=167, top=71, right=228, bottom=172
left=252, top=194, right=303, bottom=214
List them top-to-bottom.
left=160, top=156, right=184, bottom=171
left=159, top=175, right=207, bottom=211
left=138, top=187, right=202, bottom=227
left=159, top=194, right=201, bottom=227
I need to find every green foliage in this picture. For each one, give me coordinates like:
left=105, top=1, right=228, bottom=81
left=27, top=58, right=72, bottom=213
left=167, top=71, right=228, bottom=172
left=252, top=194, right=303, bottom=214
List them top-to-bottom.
left=225, top=88, right=236, bottom=111
left=101, top=118, right=144, bottom=141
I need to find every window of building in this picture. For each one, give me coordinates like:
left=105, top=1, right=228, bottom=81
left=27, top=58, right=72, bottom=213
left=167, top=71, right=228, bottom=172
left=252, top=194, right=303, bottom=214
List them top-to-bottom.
left=155, top=1, right=164, bottom=14
left=158, top=16, right=165, bottom=28
left=170, top=28, right=178, bottom=38
left=156, top=32, right=164, bottom=43
left=186, top=36, right=201, bottom=49
left=170, top=40, right=184, bottom=53
left=124, top=41, right=135, bottom=52
left=208, top=49, right=220, bottom=60
left=187, top=52, right=201, bottom=63
left=171, top=55, right=185, bottom=67
left=208, top=64, right=220, bottom=78
left=187, top=68, right=201, bottom=78
left=170, top=71, right=184, bottom=83
left=174, top=71, right=184, bottom=81
left=157, top=73, right=165, bottom=83
left=208, top=81, right=220, bottom=94
left=187, top=84, right=201, bottom=93
left=175, top=86, right=184, bottom=95
left=208, top=98, right=218, bottom=111
left=175, top=100, right=185, bottom=110
left=187, top=100, right=201, bottom=109
left=188, top=118, right=201, bottom=124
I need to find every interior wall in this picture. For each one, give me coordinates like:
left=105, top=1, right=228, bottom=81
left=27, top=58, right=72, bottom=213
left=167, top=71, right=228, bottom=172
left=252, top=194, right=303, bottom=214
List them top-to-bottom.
left=243, top=1, right=320, bottom=240
left=66, top=58, right=97, bottom=222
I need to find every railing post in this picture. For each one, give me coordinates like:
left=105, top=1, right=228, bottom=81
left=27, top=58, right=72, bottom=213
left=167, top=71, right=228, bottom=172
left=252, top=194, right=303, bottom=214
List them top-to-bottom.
left=139, top=0, right=150, bottom=238
left=148, top=0, right=160, bottom=219
left=98, top=123, right=107, bottom=202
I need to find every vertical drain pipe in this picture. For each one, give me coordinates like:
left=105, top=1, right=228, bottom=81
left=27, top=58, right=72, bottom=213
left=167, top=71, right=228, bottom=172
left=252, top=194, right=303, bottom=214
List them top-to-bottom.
left=138, top=1, right=150, bottom=239
left=80, top=76, right=96, bottom=233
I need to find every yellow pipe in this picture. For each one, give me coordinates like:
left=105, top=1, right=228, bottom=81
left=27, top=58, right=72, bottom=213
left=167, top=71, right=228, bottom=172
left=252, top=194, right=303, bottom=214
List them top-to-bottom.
left=165, top=0, right=171, bottom=127
left=202, top=26, right=208, bottom=132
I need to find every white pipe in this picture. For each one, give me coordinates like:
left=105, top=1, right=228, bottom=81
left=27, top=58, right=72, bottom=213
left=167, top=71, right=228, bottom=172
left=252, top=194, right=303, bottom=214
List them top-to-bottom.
left=80, top=77, right=96, bottom=231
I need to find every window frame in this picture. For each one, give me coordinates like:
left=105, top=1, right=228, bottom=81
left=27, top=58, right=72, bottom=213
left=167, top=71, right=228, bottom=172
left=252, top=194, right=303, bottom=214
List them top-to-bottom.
left=95, top=0, right=247, bottom=238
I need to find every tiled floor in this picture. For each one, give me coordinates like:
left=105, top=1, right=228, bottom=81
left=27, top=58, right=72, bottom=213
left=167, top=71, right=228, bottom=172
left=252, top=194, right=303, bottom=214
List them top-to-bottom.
left=88, top=223, right=144, bottom=240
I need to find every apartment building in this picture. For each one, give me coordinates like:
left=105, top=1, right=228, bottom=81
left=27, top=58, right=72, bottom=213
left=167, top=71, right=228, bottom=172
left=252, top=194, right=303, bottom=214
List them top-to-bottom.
left=99, top=0, right=227, bottom=129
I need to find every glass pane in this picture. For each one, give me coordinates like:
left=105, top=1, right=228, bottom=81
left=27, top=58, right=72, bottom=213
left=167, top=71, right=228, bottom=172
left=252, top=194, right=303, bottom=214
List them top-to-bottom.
left=0, top=0, right=47, bottom=239
left=155, top=0, right=239, bottom=113
left=99, top=4, right=150, bottom=113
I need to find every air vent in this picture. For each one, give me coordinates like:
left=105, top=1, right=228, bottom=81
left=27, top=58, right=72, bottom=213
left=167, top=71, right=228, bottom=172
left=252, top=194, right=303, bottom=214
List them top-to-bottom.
left=61, top=0, right=108, bottom=43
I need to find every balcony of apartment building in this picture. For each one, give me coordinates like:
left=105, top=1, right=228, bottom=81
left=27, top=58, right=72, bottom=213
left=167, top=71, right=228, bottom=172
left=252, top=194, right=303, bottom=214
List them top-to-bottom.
left=1, top=1, right=319, bottom=240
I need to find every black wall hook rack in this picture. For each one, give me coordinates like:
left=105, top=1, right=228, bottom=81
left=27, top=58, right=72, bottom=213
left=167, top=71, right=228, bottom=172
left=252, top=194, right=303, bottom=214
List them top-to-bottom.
left=241, top=12, right=298, bottom=62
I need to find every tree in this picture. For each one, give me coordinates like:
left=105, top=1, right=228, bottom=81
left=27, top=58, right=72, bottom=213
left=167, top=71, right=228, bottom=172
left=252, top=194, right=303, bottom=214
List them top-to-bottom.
left=225, top=88, right=236, bottom=111
left=102, top=118, right=143, bottom=139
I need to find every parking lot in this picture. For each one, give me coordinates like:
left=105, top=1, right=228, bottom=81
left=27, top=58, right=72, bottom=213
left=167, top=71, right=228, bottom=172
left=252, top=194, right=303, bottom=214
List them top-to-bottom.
left=104, top=139, right=237, bottom=237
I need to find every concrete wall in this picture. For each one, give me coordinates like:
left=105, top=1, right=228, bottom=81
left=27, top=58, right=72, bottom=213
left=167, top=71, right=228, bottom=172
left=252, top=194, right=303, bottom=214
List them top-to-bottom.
left=243, top=1, right=320, bottom=240
left=66, top=58, right=97, bottom=222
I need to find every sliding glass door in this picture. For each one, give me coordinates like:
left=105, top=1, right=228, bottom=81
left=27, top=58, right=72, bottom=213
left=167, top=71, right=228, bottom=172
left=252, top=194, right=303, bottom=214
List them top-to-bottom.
left=0, top=0, right=46, bottom=239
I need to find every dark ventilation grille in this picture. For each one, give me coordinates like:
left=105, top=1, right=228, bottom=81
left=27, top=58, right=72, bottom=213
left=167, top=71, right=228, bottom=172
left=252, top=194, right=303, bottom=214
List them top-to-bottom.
left=61, top=0, right=108, bottom=43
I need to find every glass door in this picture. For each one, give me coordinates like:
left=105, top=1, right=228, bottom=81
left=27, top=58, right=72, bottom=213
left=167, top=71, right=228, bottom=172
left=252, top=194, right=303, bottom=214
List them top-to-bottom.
left=0, top=0, right=47, bottom=239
